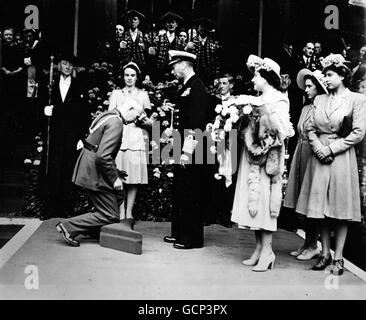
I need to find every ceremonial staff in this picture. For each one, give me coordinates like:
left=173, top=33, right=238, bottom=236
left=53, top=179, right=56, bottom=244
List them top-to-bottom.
left=150, top=0, right=155, bottom=44
left=190, top=0, right=196, bottom=40
left=45, top=55, right=54, bottom=175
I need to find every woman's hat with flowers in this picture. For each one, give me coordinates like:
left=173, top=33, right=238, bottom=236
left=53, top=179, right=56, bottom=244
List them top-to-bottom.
left=321, top=54, right=351, bottom=71
left=246, top=55, right=281, bottom=79
left=296, top=68, right=328, bottom=94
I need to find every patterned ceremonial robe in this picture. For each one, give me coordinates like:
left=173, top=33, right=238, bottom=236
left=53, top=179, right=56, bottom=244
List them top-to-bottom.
left=120, top=29, right=147, bottom=71
left=154, top=33, right=186, bottom=70
left=192, top=36, right=221, bottom=86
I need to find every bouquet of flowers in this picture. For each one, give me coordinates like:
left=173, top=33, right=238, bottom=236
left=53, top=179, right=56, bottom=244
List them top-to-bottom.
left=206, top=98, right=253, bottom=185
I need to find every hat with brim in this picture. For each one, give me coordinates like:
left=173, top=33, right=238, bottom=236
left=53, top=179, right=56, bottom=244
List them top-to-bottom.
left=121, top=9, right=146, bottom=22
left=160, top=11, right=184, bottom=24
left=193, top=17, right=216, bottom=30
left=168, top=50, right=196, bottom=67
left=57, top=51, right=78, bottom=65
left=321, top=53, right=351, bottom=73
left=246, top=55, right=281, bottom=80
left=297, top=68, right=328, bottom=94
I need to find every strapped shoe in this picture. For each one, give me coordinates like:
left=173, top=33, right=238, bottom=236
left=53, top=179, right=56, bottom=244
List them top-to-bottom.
left=56, top=222, right=80, bottom=247
left=312, top=255, right=332, bottom=271
left=331, top=259, right=344, bottom=276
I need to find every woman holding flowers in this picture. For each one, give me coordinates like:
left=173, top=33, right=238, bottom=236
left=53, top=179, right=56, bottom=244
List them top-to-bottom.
left=296, top=54, right=366, bottom=275
left=230, top=55, right=294, bottom=272
left=109, top=61, right=153, bottom=227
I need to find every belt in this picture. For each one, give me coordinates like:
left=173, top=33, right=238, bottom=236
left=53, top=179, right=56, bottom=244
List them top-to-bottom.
left=318, top=133, right=339, bottom=139
left=83, top=140, right=98, bottom=153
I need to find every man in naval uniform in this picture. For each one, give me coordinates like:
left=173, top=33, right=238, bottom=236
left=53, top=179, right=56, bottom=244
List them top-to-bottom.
left=163, top=50, right=209, bottom=249
left=55, top=99, right=143, bottom=246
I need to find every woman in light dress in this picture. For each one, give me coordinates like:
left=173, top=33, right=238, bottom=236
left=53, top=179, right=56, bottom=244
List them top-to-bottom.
left=296, top=54, right=366, bottom=275
left=230, top=55, right=294, bottom=272
left=109, top=62, right=153, bottom=227
left=283, top=69, right=328, bottom=261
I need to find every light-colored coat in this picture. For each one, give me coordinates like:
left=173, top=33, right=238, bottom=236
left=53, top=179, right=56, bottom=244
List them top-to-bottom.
left=296, top=89, right=366, bottom=221
left=284, top=103, right=314, bottom=208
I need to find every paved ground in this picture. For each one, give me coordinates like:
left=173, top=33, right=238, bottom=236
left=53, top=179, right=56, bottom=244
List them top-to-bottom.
left=0, top=219, right=366, bottom=300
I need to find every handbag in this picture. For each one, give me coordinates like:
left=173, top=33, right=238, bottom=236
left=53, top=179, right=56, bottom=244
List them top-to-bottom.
left=339, top=114, right=353, bottom=138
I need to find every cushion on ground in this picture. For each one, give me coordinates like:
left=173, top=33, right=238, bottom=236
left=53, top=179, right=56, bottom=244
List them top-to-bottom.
left=100, top=221, right=143, bottom=255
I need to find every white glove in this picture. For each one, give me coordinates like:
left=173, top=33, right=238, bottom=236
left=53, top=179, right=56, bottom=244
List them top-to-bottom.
left=24, top=57, right=32, bottom=66
left=44, top=105, right=54, bottom=117
left=76, top=140, right=84, bottom=151
left=113, top=177, right=123, bottom=191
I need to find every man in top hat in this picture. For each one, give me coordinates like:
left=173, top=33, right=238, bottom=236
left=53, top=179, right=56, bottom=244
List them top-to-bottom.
left=119, top=9, right=148, bottom=73
left=148, top=11, right=185, bottom=81
left=186, top=18, right=221, bottom=86
left=163, top=50, right=209, bottom=249
left=40, top=52, right=90, bottom=220
left=56, top=97, right=143, bottom=246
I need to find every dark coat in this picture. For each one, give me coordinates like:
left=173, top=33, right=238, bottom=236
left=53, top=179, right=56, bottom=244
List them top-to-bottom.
left=171, top=74, right=208, bottom=247
left=40, top=75, right=90, bottom=217
left=72, top=109, right=124, bottom=192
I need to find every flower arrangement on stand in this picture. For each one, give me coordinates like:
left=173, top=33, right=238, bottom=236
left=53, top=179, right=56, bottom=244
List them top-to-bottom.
left=133, top=82, right=179, bottom=222
left=22, top=134, right=44, bottom=217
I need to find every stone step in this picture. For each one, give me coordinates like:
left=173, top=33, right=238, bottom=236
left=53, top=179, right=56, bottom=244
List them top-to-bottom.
left=100, top=221, right=143, bottom=255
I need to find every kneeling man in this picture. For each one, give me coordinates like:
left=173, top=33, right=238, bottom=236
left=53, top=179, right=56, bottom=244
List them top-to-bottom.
left=56, top=99, right=143, bottom=246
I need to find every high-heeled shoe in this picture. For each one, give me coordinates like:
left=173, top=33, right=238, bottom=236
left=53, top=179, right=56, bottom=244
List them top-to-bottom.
left=125, top=218, right=135, bottom=230
left=289, top=246, right=305, bottom=257
left=296, top=247, right=320, bottom=261
left=242, top=252, right=261, bottom=266
left=252, top=252, right=276, bottom=272
left=312, top=255, right=332, bottom=271
left=330, top=259, right=344, bottom=276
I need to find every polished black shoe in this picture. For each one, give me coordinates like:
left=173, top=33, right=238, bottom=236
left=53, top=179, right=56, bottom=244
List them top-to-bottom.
left=125, top=218, right=135, bottom=230
left=56, top=222, right=80, bottom=247
left=163, top=236, right=177, bottom=243
left=173, top=243, right=202, bottom=250
left=312, top=255, right=332, bottom=271
left=331, top=259, right=344, bottom=276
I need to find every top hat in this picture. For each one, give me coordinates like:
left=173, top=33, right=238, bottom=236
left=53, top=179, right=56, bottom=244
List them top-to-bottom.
left=121, top=9, right=146, bottom=21
left=160, top=11, right=184, bottom=24
left=193, top=17, right=216, bottom=30
left=168, top=50, right=196, bottom=66
left=57, top=51, right=78, bottom=65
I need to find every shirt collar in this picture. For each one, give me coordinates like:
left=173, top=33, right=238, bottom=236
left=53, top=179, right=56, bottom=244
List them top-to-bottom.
left=60, top=75, right=72, bottom=83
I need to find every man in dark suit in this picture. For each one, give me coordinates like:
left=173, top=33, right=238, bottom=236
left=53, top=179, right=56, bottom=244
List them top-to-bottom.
left=296, top=42, right=322, bottom=72
left=163, top=50, right=209, bottom=249
left=41, top=53, right=90, bottom=219
left=205, top=73, right=236, bottom=228
left=56, top=99, right=143, bottom=246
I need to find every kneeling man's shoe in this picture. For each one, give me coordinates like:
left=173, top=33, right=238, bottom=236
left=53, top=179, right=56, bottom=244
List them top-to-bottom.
left=56, top=222, right=80, bottom=247
left=163, top=236, right=176, bottom=243
left=173, top=243, right=202, bottom=250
